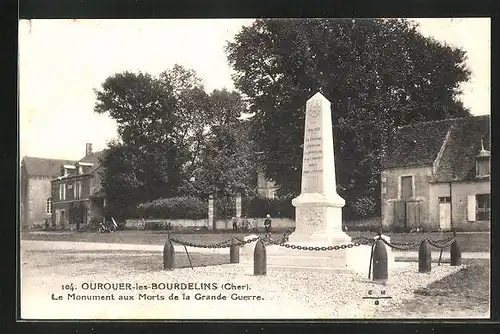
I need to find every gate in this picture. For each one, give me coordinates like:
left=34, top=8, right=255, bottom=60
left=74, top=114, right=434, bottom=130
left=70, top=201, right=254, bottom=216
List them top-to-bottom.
left=393, top=200, right=422, bottom=230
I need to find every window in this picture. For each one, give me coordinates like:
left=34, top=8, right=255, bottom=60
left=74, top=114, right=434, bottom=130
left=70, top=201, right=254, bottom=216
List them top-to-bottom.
left=476, top=158, right=490, bottom=177
left=400, top=175, right=413, bottom=200
left=74, top=181, right=82, bottom=199
left=59, top=183, right=66, bottom=200
left=468, top=194, right=491, bottom=222
left=476, top=194, right=490, bottom=221
left=439, top=197, right=451, bottom=203
left=46, top=198, right=52, bottom=214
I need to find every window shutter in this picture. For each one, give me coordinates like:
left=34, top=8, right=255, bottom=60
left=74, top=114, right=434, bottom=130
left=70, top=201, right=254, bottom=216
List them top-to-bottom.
left=467, top=195, right=476, bottom=222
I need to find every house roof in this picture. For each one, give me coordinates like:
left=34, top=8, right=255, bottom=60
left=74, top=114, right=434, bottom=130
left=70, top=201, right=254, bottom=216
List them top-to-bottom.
left=382, top=115, right=491, bottom=182
left=433, top=116, right=490, bottom=182
left=381, top=118, right=459, bottom=169
left=79, top=150, right=107, bottom=171
left=22, top=157, right=75, bottom=178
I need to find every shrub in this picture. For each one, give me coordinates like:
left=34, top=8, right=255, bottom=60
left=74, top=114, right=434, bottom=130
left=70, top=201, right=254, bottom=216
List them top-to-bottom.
left=137, top=196, right=207, bottom=219
left=351, top=196, right=377, bottom=218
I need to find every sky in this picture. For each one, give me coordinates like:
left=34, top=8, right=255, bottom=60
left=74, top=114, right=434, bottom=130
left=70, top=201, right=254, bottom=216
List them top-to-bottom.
left=18, top=18, right=491, bottom=161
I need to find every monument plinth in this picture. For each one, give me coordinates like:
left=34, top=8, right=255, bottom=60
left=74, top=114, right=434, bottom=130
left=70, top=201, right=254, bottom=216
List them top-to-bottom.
left=262, top=92, right=352, bottom=270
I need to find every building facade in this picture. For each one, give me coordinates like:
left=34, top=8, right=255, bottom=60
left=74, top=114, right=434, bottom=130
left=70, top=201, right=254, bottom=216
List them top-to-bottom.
left=381, top=115, right=490, bottom=232
left=51, top=144, right=107, bottom=230
left=20, top=156, right=75, bottom=229
left=257, top=169, right=280, bottom=199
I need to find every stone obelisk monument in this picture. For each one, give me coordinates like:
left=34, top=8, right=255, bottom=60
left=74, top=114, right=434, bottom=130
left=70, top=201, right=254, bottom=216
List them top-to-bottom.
left=263, top=92, right=352, bottom=269
left=290, top=92, right=351, bottom=246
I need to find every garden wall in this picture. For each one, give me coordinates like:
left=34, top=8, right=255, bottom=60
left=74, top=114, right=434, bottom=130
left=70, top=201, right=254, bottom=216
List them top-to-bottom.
left=125, top=217, right=296, bottom=231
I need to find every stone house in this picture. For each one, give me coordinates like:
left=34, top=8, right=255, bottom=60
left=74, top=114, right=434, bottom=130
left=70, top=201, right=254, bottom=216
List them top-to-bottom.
left=381, top=115, right=490, bottom=232
left=51, top=144, right=107, bottom=230
left=20, top=156, right=75, bottom=229
left=257, top=169, right=279, bottom=199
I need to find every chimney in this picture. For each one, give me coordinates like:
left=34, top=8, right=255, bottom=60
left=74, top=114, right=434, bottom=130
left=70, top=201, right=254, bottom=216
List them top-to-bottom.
left=85, top=143, right=93, bottom=156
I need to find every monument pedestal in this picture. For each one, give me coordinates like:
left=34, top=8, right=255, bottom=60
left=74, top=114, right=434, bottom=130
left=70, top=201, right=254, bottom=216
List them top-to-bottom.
left=264, top=192, right=352, bottom=270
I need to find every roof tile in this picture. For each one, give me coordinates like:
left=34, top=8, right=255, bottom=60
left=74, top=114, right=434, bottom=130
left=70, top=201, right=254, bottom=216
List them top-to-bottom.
left=382, top=115, right=490, bottom=182
left=22, top=157, right=75, bottom=178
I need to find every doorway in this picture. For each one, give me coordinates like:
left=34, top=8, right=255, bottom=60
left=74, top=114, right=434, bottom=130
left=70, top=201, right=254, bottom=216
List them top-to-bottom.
left=439, top=197, right=451, bottom=230
left=60, top=210, right=66, bottom=229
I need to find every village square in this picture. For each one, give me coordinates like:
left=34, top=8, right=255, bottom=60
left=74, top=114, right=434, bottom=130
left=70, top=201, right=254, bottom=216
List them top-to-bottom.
left=19, top=18, right=490, bottom=319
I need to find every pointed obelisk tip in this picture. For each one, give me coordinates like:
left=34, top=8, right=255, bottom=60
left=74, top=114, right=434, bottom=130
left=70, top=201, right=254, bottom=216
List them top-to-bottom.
left=308, top=91, right=330, bottom=103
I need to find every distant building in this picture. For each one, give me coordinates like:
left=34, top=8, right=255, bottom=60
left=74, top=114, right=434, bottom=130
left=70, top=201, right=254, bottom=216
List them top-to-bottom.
left=381, top=115, right=490, bottom=232
left=51, top=144, right=107, bottom=230
left=20, top=156, right=75, bottom=229
left=257, top=169, right=279, bottom=199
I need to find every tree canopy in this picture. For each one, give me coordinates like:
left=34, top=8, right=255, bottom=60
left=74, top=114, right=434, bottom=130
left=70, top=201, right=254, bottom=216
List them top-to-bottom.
left=226, top=18, right=471, bottom=218
left=94, top=65, right=254, bottom=216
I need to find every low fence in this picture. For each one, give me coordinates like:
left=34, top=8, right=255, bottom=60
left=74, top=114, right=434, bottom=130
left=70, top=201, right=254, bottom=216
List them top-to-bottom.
left=124, top=217, right=296, bottom=231
left=162, top=229, right=461, bottom=280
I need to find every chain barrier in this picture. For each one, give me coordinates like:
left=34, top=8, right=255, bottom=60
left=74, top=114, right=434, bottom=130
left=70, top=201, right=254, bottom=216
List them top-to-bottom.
left=167, top=231, right=456, bottom=252
left=375, top=235, right=457, bottom=251
left=433, top=235, right=457, bottom=244
left=169, top=236, right=261, bottom=249
left=378, top=236, right=427, bottom=251
left=265, top=237, right=361, bottom=251
left=427, top=237, right=456, bottom=249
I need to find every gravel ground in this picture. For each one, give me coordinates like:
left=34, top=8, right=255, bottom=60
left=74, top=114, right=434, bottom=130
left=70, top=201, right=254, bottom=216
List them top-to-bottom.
left=20, top=243, right=468, bottom=320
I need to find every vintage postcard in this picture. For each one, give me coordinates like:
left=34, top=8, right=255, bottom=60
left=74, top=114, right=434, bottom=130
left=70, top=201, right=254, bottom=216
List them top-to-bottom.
left=19, top=18, right=491, bottom=320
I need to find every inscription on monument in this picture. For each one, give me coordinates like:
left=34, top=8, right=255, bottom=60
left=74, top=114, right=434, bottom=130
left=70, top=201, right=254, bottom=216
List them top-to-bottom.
left=302, top=99, right=324, bottom=193
left=297, top=207, right=323, bottom=228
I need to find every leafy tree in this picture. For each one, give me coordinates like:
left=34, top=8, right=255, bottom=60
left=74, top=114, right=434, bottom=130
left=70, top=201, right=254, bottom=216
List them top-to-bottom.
left=226, top=18, right=471, bottom=218
left=94, top=65, right=254, bottom=214
left=94, top=68, right=193, bottom=208
left=180, top=91, right=256, bottom=198
left=181, top=120, right=257, bottom=198
left=99, top=140, right=145, bottom=219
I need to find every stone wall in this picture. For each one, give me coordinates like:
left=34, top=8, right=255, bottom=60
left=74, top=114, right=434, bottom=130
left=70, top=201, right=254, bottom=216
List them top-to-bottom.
left=381, top=166, right=432, bottom=230
left=26, top=177, right=53, bottom=228
left=449, top=180, right=490, bottom=231
left=427, top=181, right=490, bottom=231
left=125, top=217, right=296, bottom=230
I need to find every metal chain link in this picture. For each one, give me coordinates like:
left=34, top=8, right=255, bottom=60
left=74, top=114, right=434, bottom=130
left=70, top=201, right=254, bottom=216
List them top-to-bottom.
left=168, top=231, right=457, bottom=251
left=169, top=236, right=261, bottom=249
left=377, top=236, right=427, bottom=251
left=265, top=237, right=361, bottom=251
left=427, top=237, right=456, bottom=249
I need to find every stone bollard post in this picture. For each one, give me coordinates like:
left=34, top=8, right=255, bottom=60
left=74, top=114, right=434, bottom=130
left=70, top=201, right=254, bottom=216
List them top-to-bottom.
left=163, top=238, right=175, bottom=270
left=230, top=238, right=240, bottom=264
left=254, top=239, right=267, bottom=276
left=372, top=239, right=388, bottom=281
left=418, top=239, right=431, bottom=273
left=450, top=239, right=461, bottom=266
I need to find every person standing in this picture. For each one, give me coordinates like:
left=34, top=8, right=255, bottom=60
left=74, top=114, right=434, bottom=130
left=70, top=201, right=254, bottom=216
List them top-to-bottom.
left=264, top=214, right=272, bottom=234
left=232, top=216, right=238, bottom=231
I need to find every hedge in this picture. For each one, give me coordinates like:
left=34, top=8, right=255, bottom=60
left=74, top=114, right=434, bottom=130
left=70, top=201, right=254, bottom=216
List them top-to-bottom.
left=137, top=196, right=207, bottom=219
